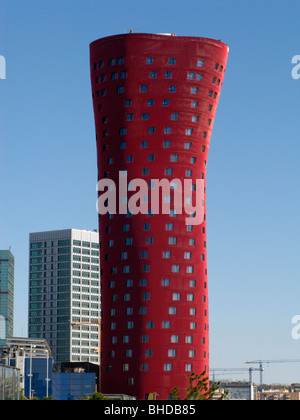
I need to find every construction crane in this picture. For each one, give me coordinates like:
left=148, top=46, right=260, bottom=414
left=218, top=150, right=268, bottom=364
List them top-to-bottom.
left=71, top=318, right=102, bottom=392
left=244, top=359, right=300, bottom=400
left=210, top=367, right=263, bottom=384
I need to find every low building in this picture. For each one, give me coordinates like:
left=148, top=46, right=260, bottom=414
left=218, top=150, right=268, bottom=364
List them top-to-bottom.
left=0, top=337, right=53, bottom=400
left=0, top=365, right=20, bottom=400
left=52, top=372, right=96, bottom=400
left=215, top=381, right=257, bottom=400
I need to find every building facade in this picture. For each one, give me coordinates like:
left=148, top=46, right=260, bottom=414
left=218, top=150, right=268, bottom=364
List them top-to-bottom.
left=90, top=33, right=229, bottom=399
left=28, top=229, right=100, bottom=366
left=0, top=249, right=15, bottom=344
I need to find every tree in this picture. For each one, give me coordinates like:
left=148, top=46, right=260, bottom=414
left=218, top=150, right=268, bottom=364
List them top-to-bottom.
left=171, top=371, right=228, bottom=400
left=85, top=392, right=110, bottom=400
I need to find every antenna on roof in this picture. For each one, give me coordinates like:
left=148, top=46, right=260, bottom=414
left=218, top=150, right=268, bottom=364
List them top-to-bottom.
left=128, top=28, right=137, bottom=34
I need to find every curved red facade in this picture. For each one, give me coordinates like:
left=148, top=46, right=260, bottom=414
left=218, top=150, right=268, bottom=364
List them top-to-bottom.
left=90, top=33, right=229, bottom=400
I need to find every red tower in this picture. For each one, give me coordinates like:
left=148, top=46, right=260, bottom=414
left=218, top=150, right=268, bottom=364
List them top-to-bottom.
left=90, top=33, right=229, bottom=400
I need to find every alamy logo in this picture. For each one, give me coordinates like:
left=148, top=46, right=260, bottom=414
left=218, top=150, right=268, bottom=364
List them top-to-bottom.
left=0, top=55, right=6, bottom=80
left=291, top=55, right=300, bottom=80
left=97, top=171, right=205, bottom=225
left=292, top=315, right=300, bottom=340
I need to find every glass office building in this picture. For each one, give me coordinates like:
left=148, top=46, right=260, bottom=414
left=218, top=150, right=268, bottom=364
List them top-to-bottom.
left=28, top=229, right=100, bottom=367
left=0, top=249, right=15, bottom=345
left=52, top=372, right=96, bottom=400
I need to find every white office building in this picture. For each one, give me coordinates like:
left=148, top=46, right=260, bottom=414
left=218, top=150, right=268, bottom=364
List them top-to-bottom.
left=28, top=229, right=100, bottom=366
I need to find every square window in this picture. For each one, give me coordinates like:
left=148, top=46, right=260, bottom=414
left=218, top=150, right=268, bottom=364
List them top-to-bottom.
left=146, top=57, right=154, bottom=64
left=168, top=58, right=176, bottom=65
left=197, top=59, right=205, bottom=67
left=150, top=71, right=158, bottom=78
left=165, top=71, right=173, bottom=78
left=140, top=85, right=148, bottom=92
left=169, top=85, right=177, bottom=92
left=147, top=99, right=155, bottom=106
left=162, top=99, right=170, bottom=106
left=126, top=113, right=134, bottom=121
left=148, top=127, right=156, bottom=134
left=163, top=140, right=171, bottom=148
left=148, top=154, right=155, bottom=162
left=171, top=154, right=178, bottom=162
left=127, top=155, right=134, bottom=162
left=165, top=168, right=173, bottom=175
left=166, top=223, right=174, bottom=231
left=162, top=278, right=170, bottom=286
left=141, top=363, right=149, bottom=371
left=164, top=363, right=173, bottom=371
left=186, top=364, right=193, bottom=372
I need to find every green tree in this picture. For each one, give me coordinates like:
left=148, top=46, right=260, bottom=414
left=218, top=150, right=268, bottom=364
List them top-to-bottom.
left=172, top=371, right=228, bottom=400
left=85, top=392, right=110, bottom=400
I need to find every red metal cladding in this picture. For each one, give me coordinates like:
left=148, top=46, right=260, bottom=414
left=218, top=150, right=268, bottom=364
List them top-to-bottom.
left=90, top=33, right=229, bottom=400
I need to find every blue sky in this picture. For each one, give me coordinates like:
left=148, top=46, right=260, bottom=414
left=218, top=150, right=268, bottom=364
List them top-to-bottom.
left=0, top=0, right=299, bottom=384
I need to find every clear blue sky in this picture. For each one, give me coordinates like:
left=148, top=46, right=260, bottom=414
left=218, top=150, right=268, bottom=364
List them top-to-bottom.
left=1, top=0, right=299, bottom=384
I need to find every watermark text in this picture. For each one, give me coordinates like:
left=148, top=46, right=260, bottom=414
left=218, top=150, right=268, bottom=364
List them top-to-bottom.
left=0, top=55, right=6, bottom=80
left=291, top=55, right=300, bottom=80
left=96, top=172, right=205, bottom=225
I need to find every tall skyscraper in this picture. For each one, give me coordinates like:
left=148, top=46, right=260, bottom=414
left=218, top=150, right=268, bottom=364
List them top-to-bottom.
left=90, top=33, right=229, bottom=399
left=28, top=229, right=100, bottom=366
left=0, top=249, right=15, bottom=344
